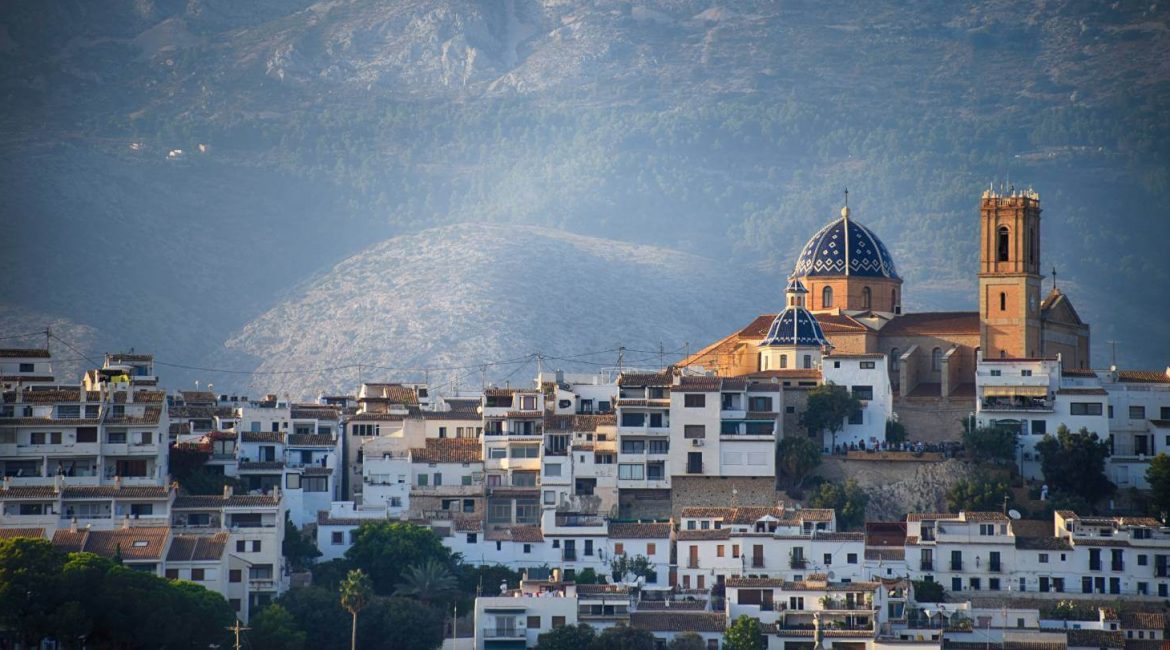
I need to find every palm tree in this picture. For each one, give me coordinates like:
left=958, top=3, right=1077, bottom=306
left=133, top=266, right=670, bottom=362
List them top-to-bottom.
left=394, top=559, right=458, bottom=605
left=340, top=569, right=373, bottom=650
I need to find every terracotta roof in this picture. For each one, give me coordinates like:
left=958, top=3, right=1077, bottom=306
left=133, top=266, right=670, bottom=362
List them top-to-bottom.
left=880, top=311, right=980, bottom=337
left=816, top=313, right=871, bottom=333
left=0, top=349, right=51, bottom=358
left=108, top=353, right=153, bottom=363
left=1063, top=368, right=1099, bottom=378
left=744, top=369, right=822, bottom=380
left=617, top=371, right=673, bottom=387
left=1116, top=371, right=1170, bottom=384
left=0, top=375, right=55, bottom=382
left=675, top=376, right=723, bottom=392
left=361, top=384, right=419, bottom=404
left=1057, top=388, right=1108, bottom=395
left=15, top=389, right=81, bottom=403
left=179, top=391, right=216, bottom=403
left=291, top=407, right=340, bottom=420
left=544, top=414, right=615, bottom=432
left=241, top=431, right=284, bottom=443
left=287, top=434, right=335, bottom=446
left=411, top=438, right=482, bottom=463
left=302, top=466, right=333, bottom=476
left=0, top=486, right=60, bottom=499
left=62, top=486, right=169, bottom=499
left=173, top=494, right=279, bottom=509
left=316, top=511, right=374, bottom=527
left=963, top=511, right=1009, bottom=522
left=906, top=512, right=961, bottom=522
left=454, top=516, right=483, bottom=532
left=1118, top=516, right=1163, bottom=527
left=866, top=521, right=907, bottom=547
left=608, top=522, right=671, bottom=539
left=506, top=526, right=544, bottom=543
left=0, top=527, right=47, bottom=539
left=52, top=527, right=168, bottom=561
left=677, top=528, right=730, bottom=541
left=814, top=531, right=865, bottom=541
left=166, top=532, right=228, bottom=562
left=726, top=576, right=785, bottom=588
left=576, top=584, right=631, bottom=595
left=630, top=612, right=726, bottom=633
left=1120, top=612, right=1166, bottom=630
left=1067, top=630, right=1124, bottom=649
left=1123, top=641, right=1164, bottom=650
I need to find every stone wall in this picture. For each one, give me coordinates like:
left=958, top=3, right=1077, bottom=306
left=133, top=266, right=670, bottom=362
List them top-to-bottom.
left=894, top=396, right=973, bottom=443
left=816, top=457, right=977, bottom=521
left=668, top=476, right=783, bottom=519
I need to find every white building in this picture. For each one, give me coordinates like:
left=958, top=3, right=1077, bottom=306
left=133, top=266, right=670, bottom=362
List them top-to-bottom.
left=821, top=353, right=893, bottom=451
left=473, top=578, right=579, bottom=650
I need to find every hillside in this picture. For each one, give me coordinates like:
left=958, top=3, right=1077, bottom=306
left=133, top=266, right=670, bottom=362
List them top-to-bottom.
left=1, top=0, right=1168, bottom=384
left=223, top=224, right=769, bottom=396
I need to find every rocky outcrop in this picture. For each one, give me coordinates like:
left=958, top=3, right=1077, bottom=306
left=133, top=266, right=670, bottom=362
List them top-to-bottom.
left=818, top=458, right=977, bottom=521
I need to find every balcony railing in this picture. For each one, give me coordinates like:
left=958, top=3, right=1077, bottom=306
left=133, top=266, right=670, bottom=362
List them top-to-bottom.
left=980, top=399, right=1053, bottom=412
left=686, top=463, right=704, bottom=475
left=562, top=550, right=577, bottom=562
left=751, top=557, right=765, bottom=569
left=790, top=558, right=808, bottom=569
left=688, top=559, right=700, bottom=569
left=920, top=561, right=933, bottom=571
left=950, top=561, right=962, bottom=571
left=988, top=561, right=1001, bottom=572
left=482, top=628, right=525, bottom=639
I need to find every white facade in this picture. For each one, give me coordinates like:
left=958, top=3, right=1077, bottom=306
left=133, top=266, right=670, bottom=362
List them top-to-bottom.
left=821, top=353, right=893, bottom=451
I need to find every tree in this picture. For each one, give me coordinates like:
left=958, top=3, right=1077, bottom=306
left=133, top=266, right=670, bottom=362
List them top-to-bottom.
left=801, top=382, right=861, bottom=451
left=885, top=419, right=908, bottom=444
left=963, top=425, right=1018, bottom=463
left=1036, top=425, right=1113, bottom=503
left=777, top=436, right=822, bottom=489
left=1147, top=453, right=1170, bottom=516
left=947, top=474, right=1013, bottom=513
left=808, top=479, right=869, bottom=530
left=284, top=513, right=322, bottom=571
left=345, top=521, right=454, bottom=594
left=0, top=537, right=65, bottom=645
left=609, top=553, right=655, bottom=583
left=394, top=559, right=459, bottom=605
left=575, top=568, right=603, bottom=585
left=340, top=569, right=373, bottom=650
left=912, top=579, right=946, bottom=603
left=277, top=586, right=351, bottom=650
left=358, top=597, right=444, bottom=650
left=250, top=605, right=308, bottom=650
left=724, top=615, right=767, bottom=650
left=537, top=623, right=597, bottom=650
left=591, top=624, right=656, bottom=650
left=668, top=631, right=707, bottom=650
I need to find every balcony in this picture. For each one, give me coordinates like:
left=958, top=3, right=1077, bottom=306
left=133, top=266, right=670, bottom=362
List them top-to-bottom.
left=980, top=398, right=1053, bottom=413
left=686, top=462, right=704, bottom=475
left=562, top=550, right=578, bottom=562
left=751, top=557, right=765, bottom=569
left=790, top=558, right=808, bottom=569
left=688, top=559, right=700, bottom=569
left=920, top=561, right=933, bottom=571
left=949, top=561, right=962, bottom=571
left=988, top=561, right=1001, bottom=572
left=250, top=578, right=278, bottom=591
left=483, top=628, right=526, bottom=639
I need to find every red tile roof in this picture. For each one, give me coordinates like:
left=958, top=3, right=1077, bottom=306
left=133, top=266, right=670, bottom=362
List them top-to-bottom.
left=880, top=311, right=980, bottom=337
left=0, top=349, right=51, bottom=358
left=1116, top=370, right=1170, bottom=384
left=617, top=371, right=673, bottom=387
left=544, top=414, right=615, bottom=432
left=241, top=431, right=284, bottom=443
left=287, top=434, right=335, bottom=446
left=411, top=438, right=482, bottom=463
left=62, top=486, right=169, bottom=499
left=173, top=494, right=279, bottom=509
left=608, top=522, right=671, bottom=539
left=0, top=527, right=47, bottom=540
left=52, top=527, right=169, bottom=561
left=676, top=528, right=730, bottom=541
left=166, top=532, right=228, bottom=562
left=631, top=612, right=726, bottom=633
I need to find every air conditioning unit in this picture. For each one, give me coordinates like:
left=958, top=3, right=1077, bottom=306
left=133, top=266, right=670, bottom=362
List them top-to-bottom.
left=692, top=439, right=704, bottom=447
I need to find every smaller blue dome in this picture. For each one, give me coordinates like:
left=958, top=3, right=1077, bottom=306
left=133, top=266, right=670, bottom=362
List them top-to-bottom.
left=785, top=277, right=808, bottom=295
left=758, top=306, right=831, bottom=348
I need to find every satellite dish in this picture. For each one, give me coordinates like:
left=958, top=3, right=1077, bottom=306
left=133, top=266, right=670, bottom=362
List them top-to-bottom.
left=1008, top=509, right=1022, bottom=520
left=827, top=571, right=836, bottom=580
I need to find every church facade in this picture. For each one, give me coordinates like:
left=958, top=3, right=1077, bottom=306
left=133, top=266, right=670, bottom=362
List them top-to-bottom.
left=683, top=189, right=1091, bottom=441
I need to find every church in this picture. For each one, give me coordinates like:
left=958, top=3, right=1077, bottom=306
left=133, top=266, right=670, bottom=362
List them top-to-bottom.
left=682, top=188, right=1091, bottom=440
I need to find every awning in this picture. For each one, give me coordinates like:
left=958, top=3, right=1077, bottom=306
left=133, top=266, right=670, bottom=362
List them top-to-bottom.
left=983, top=386, right=1047, bottom=398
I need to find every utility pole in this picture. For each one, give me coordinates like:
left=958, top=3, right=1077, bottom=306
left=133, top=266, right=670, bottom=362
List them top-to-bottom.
left=1107, top=340, right=1118, bottom=368
left=658, top=342, right=664, bottom=369
left=617, top=346, right=625, bottom=374
left=226, top=620, right=250, bottom=650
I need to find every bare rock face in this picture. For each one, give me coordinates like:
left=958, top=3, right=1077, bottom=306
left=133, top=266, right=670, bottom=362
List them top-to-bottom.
left=225, top=223, right=768, bottom=397
left=818, top=458, right=977, bottom=520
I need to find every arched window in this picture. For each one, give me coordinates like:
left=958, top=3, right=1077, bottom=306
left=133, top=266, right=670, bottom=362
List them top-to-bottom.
left=997, top=226, right=1010, bottom=262
left=1027, top=228, right=1035, bottom=265
left=822, top=286, right=834, bottom=309
left=862, top=286, right=872, bottom=309
left=999, top=292, right=1007, bottom=311
left=931, top=347, right=942, bottom=372
left=890, top=348, right=900, bottom=372
left=779, top=354, right=788, bottom=369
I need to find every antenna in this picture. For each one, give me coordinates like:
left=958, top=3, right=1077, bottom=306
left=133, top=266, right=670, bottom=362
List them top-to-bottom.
left=1051, top=265, right=1057, bottom=292
left=1107, top=340, right=1118, bottom=369
left=617, top=346, right=625, bottom=374
left=226, top=620, right=250, bottom=650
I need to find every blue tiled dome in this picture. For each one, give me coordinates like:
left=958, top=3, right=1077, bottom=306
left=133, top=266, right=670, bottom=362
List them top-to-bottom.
left=793, top=212, right=899, bottom=279
left=758, top=307, right=831, bottom=348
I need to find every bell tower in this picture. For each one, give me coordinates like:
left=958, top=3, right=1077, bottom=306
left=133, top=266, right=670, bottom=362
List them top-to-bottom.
left=978, top=188, right=1043, bottom=359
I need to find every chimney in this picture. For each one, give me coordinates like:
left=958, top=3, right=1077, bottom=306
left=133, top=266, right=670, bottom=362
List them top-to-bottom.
left=54, top=474, right=62, bottom=494
left=114, top=475, right=122, bottom=490
left=2, top=476, right=9, bottom=491
left=223, top=484, right=233, bottom=499
left=122, top=514, right=131, bottom=530
left=70, top=516, right=78, bottom=533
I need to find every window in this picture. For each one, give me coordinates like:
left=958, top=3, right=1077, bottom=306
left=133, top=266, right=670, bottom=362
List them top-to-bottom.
left=997, top=226, right=1010, bottom=262
left=822, top=286, right=833, bottom=308
left=862, top=286, right=872, bottom=309
left=1000, top=292, right=1007, bottom=311
left=931, top=347, right=943, bottom=372
left=779, top=354, right=788, bottom=369
left=803, top=355, right=812, bottom=369
left=860, top=361, right=876, bottom=370
left=18, top=363, right=34, bottom=373
left=991, top=369, right=1002, bottom=376
left=1021, top=369, right=1032, bottom=377
left=852, top=386, right=873, bottom=401
left=684, top=394, right=706, bottom=408
left=521, top=395, right=537, bottom=411
left=749, top=396, right=772, bottom=411
left=1070, top=402, right=1104, bottom=416
left=57, top=405, right=80, bottom=419
left=1131, top=406, right=1147, bottom=420
left=1162, top=407, right=1170, bottom=420
left=848, top=409, right=863, bottom=425
left=620, top=413, right=645, bottom=427
left=1031, top=420, right=1047, bottom=435
left=352, top=424, right=378, bottom=436
left=684, top=425, right=706, bottom=439
left=438, top=426, right=447, bottom=438
left=621, top=439, right=646, bottom=454
left=648, top=439, right=669, bottom=454
left=509, top=446, right=540, bottom=458
left=489, top=447, right=507, bottom=459
left=544, top=463, right=562, bottom=477
left=618, top=464, right=644, bottom=480
left=286, top=473, right=301, bottom=490
left=332, top=531, right=344, bottom=545
left=466, top=533, right=477, bottom=544
left=236, top=540, right=246, bottom=552
left=585, top=540, right=593, bottom=556
left=647, top=543, right=656, bottom=555
left=732, top=544, right=740, bottom=558
left=717, top=545, right=725, bottom=558
left=847, top=553, right=858, bottom=564
left=1039, top=553, right=1049, bottom=563
left=165, top=568, right=179, bottom=580
left=191, top=568, right=205, bottom=581
left=229, top=569, right=242, bottom=583
left=952, top=577, right=963, bottom=592
left=990, top=578, right=1001, bottom=591
left=527, top=616, right=540, bottom=629
left=551, top=616, right=566, bottom=629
